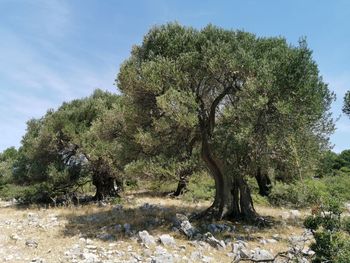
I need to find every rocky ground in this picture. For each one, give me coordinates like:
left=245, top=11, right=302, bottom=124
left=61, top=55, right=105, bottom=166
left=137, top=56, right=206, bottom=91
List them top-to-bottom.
left=0, top=194, right=317, bottom=262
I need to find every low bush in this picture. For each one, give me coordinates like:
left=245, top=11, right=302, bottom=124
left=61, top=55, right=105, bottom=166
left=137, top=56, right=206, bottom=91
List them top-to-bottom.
left=268, top=174, right=350, bottom=208
left=324, top=174, right=350, bottom=201
left=268, top=179, right=330, bottom=208
left=0, top=184, right=29, bottom=201
left=304, top=197, right=350, bottom=262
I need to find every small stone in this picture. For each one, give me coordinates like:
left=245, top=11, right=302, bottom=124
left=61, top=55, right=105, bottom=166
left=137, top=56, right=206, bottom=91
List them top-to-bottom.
left=98, top=201, right=107, bottom=207
left=345, top=202, right=350, bottom=213
left=112, top=204, right=123, bottom=212
left=289, top=209, right=301, bottom=219
left=173, top=214, right=189, bottom=226
left=180, top=220, right=196, bottom=238
left=124, top=223, right=131, bottom=233
left=115, top=224, right=122, bottom=232
left=207, top=224, right=219, bottom=233
left=138, top=230, right=156, bottom=245
left=203, top=232, right=226, bottom=250
left=10, top=233, right=21, bottom=241
left=159, top=234, right=176, bottom=247
left=272, top=234, right=281, bottom=240
left=261, top=238, right=278, bottom=244
left=25, top=239, right=38, bottom=248
left=259, top=239, right=267, bottom=245
left=86, top=245, right=97, bottom=250
left=240, top=248, right=251, bottom=259
left=251, top=248, right=274, bottom=261
left=302, top=248, right=315, bottom=256
left=190, top=251, right=202, bottom=260
left=80, top=252, right=98, bottom=262
left=4, top=255, right=14, bottom=261
left=202, top=255, right=213, bottom=262
left=31, top=258, right=45, bottom=263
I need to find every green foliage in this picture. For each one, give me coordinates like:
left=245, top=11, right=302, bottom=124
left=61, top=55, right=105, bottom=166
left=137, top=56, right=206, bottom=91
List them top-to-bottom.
left=118, top=22, right=335, bottom=216
left=8, top=89, right=126, bottom=202
left=342, top=90, right=350, bottom=117
left=0, top=147, right=19, bottom=186
left=333, top=150, right=350, bottom=171
left=316, top=151, right=338, bottom=177
left=183, top=171, right=215, bottom=202
left=268, top=173, right=350, bottom=208
left=323, top=175, right=350, bottom=201
left=246, top=176, right=270, bottom=205
left=268, top=179, right=330, bottom=207
left=0, top=184, right=29, bottom=200
left=304, top=197, right=350, bottom=263
left=342, top=217, right=350, bottom=234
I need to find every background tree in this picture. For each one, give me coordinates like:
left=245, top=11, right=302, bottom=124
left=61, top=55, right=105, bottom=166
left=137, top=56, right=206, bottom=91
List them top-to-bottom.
left=118, top=23, right=334, bottom=220
left=13, top=90, right=123, bottom=202
left=343, top=90, right=350, bottom=116
left=0, top=147, right=18, bottom=187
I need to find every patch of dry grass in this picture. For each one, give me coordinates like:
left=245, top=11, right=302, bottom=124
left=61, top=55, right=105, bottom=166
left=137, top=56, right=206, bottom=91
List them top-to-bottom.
left=0, top=195, right=310, bottom=263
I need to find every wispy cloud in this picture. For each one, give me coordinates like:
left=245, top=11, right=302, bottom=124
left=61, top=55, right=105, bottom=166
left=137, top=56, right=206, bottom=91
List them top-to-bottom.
left=0, top=1, right=117, bottom=151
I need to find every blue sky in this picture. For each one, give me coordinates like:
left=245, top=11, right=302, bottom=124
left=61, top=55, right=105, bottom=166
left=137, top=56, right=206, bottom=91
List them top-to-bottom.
left=0, top=0, right=349, bottom=152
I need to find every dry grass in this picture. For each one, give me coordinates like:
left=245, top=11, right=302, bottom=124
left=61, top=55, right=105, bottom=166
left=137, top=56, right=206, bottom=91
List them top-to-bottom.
left=0, top=195, right=310, bottom=263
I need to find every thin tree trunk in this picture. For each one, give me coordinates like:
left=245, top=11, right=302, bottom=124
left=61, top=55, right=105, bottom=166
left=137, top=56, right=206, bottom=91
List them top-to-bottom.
left=172, top=164, right=194, bottom=197
left=255, top=167, right=272, bottom=196
left=172, top=173, right=189, bottom=197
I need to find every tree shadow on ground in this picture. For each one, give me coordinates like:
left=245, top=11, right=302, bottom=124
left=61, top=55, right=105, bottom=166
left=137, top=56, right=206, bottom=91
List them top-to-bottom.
left=61, top=199, right=285, bottom=243
left=62, top=203, right=199, bottom=241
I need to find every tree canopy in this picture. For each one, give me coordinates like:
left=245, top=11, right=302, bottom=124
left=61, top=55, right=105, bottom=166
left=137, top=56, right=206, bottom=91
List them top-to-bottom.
left=117, top=23, right=334, bottom=220
left=13, top=90, right=125, bottom=202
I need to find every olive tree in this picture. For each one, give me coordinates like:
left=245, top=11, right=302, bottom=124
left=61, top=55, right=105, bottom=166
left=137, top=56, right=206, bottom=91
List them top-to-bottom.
left=118, top=23, right=333, bottom=220
left=14, top=90, right=123, bottom=201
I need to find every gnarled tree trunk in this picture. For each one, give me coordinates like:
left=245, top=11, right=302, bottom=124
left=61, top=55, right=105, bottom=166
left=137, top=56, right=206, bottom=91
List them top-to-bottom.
left=195, top=79, right=257, bottom=221
left=200, top=132, right=257, bottom=221
left=92, top=173, right=118, bottom=201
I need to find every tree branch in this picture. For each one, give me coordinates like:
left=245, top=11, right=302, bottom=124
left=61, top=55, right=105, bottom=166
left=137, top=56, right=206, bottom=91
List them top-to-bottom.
left=208, top=84, right=237, bottom=135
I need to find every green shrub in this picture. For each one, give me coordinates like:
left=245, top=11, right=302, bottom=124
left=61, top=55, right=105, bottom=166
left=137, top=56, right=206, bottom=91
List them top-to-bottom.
left=183, top=171, right=214, bottom=202
left=324, top=174, right=350, bottom=201
left=268, top=179, right=330, bottom=208
left=268, top=182, right=300, bottom=206
left=19, top=183, right=52, bottom=204
left=0, top=184, right=29, bottom=200
left=304, top=197, right=350, bottom=263
left=342, top=216, right=350, bottom=234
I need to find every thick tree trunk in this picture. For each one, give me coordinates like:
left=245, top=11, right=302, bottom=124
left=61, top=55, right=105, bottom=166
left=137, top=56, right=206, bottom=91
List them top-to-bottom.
left=195, top=82, right=256, bottom=221
left=200, top=134, right=257, bottom=221
left=255, top=167, right=272, bottom=196
left=92, top=174, right=118, bottom=201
